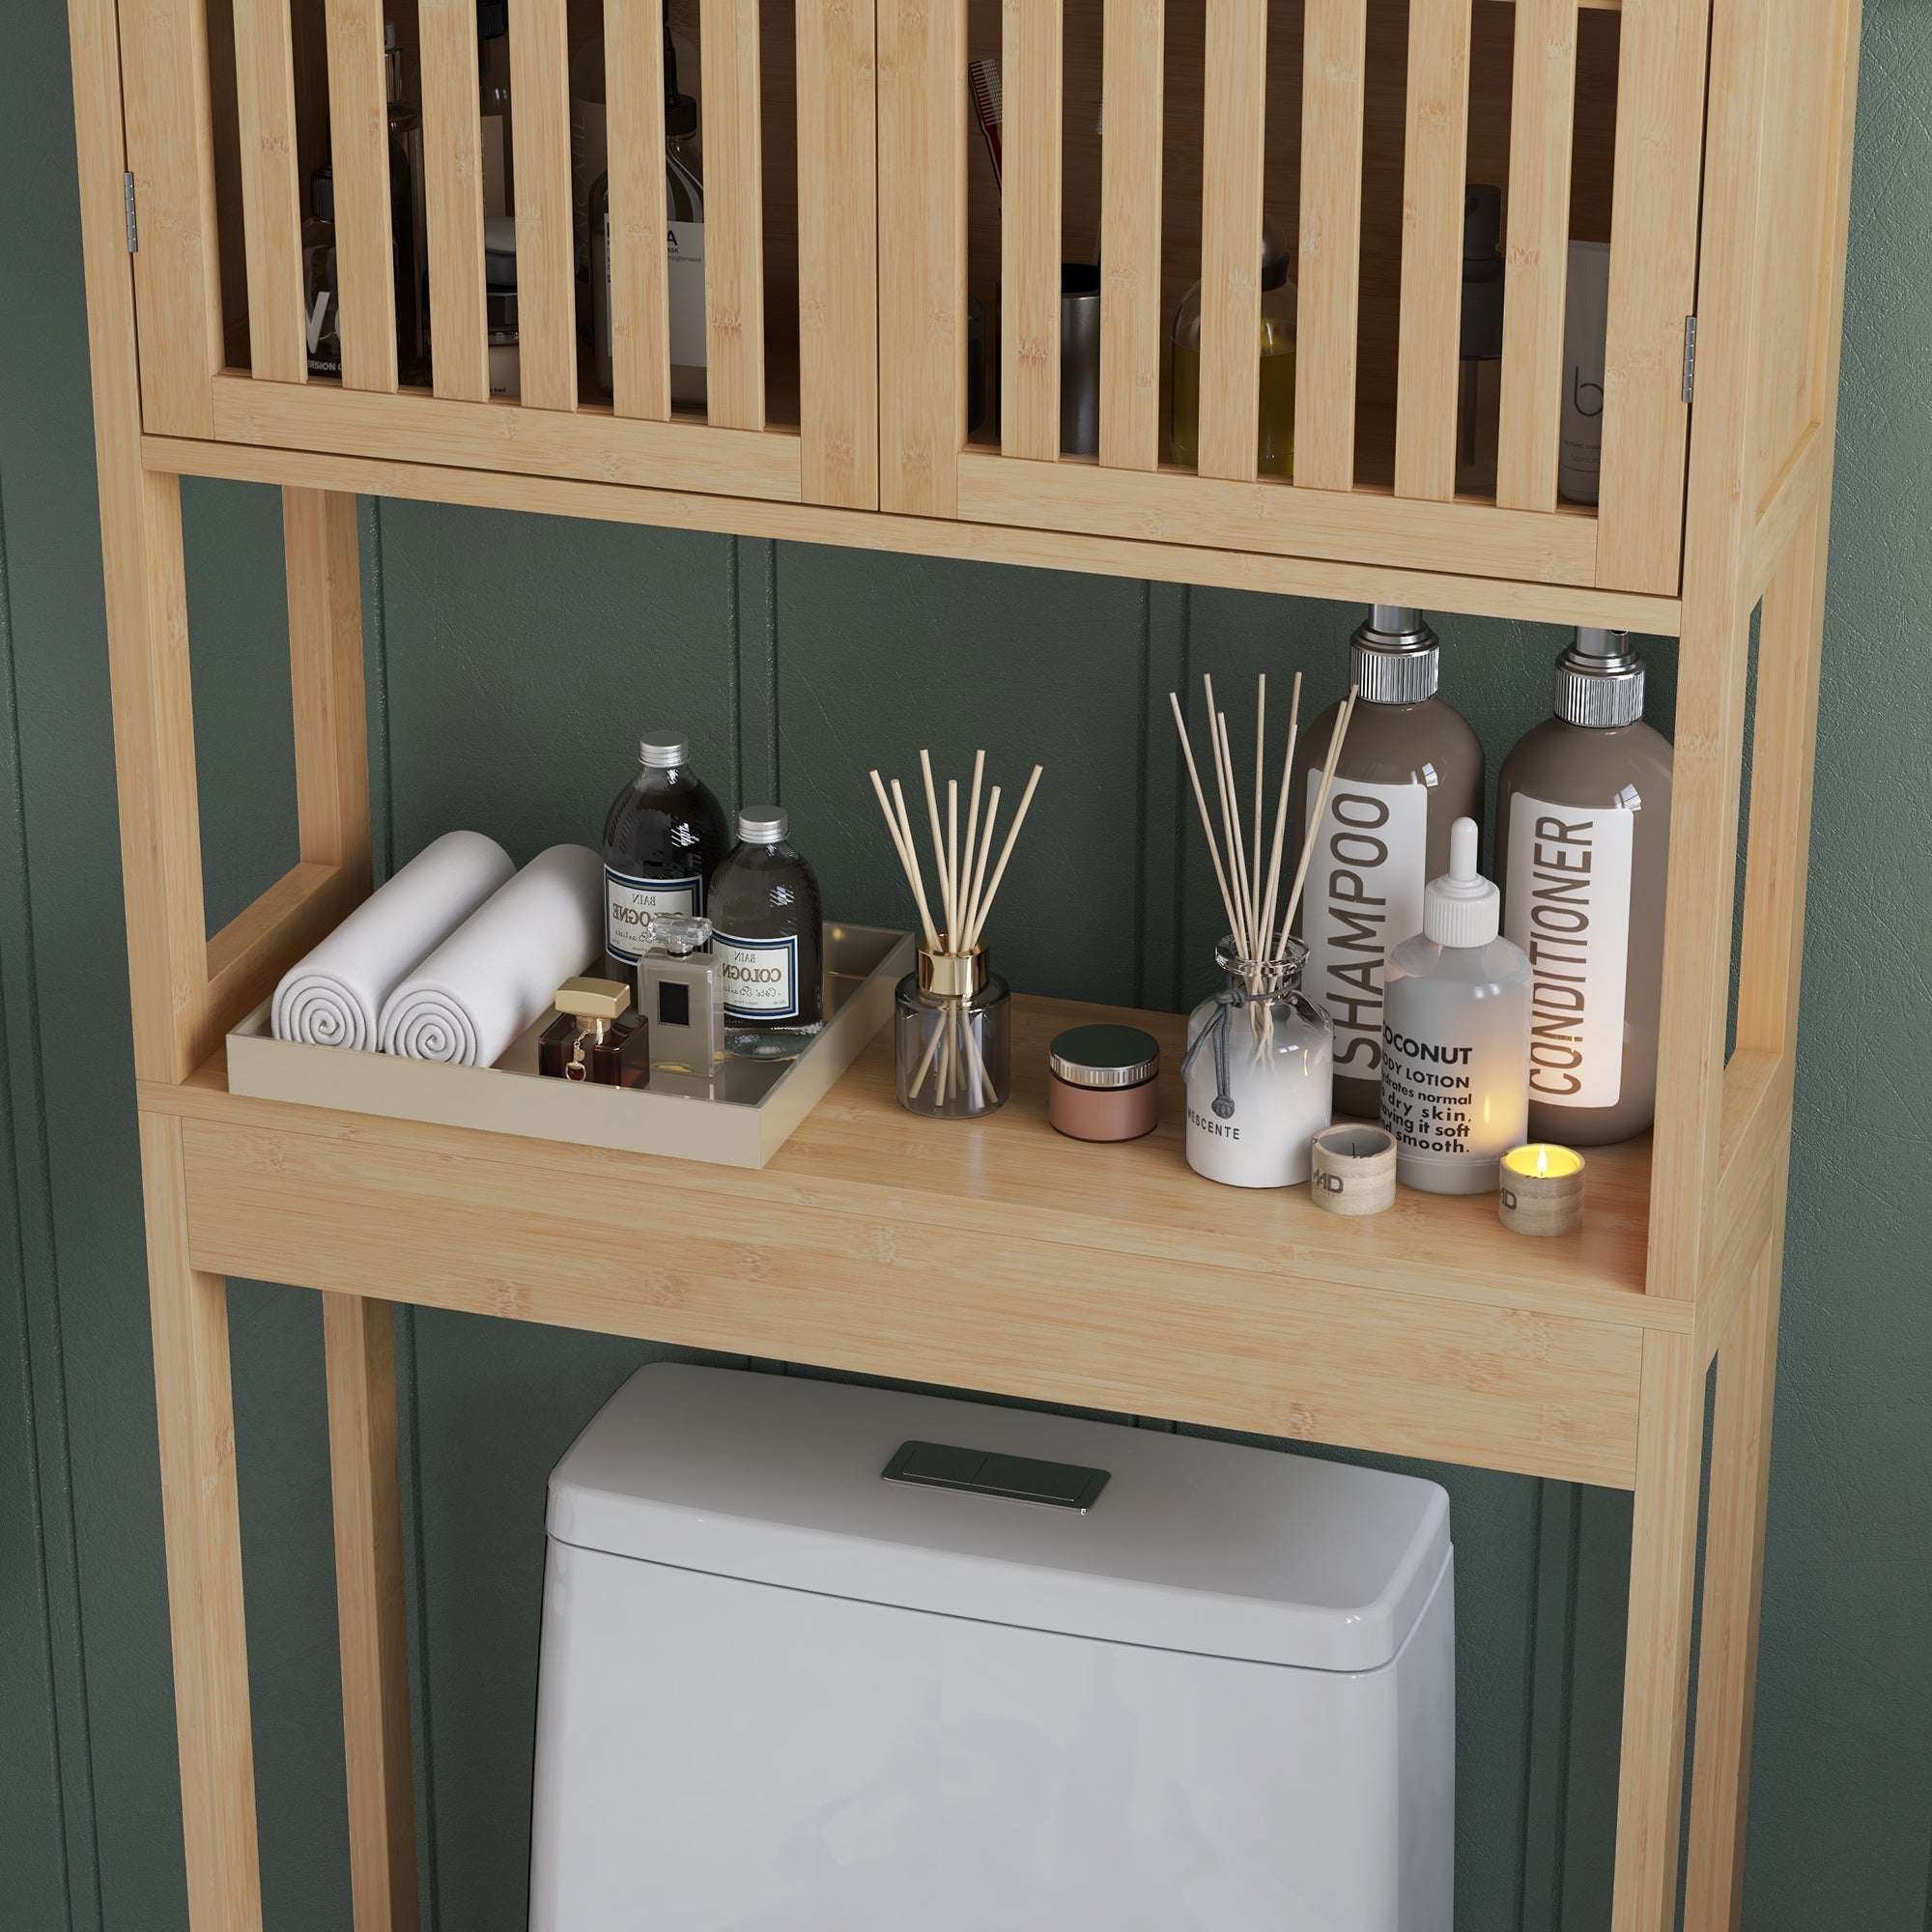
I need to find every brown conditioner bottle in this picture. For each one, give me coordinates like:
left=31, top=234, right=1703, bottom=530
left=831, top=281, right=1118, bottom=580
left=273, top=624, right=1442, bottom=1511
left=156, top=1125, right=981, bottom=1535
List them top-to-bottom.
left=1293, top=607, right=1484, bottom=1119
left=1496, top=628, right=1673, bottom=1145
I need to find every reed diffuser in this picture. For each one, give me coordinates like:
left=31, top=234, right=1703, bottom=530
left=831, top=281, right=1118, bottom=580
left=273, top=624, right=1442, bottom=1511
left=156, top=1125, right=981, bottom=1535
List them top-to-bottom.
left=1172, top=671, right=1358, bottom=1186
left=870, top=751, right=1043, bottom=1119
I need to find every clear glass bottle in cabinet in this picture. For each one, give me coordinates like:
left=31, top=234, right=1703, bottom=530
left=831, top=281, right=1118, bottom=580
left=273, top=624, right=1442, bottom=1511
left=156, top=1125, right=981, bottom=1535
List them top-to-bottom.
left=589, top=25, right=707, bottom=409
left=301, top=166, right=341, bottom=380
left=1171, top=217, right=1297, bottom=478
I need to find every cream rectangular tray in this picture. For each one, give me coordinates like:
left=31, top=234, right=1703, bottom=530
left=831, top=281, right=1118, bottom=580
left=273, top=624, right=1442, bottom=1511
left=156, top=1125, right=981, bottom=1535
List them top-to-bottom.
left=227, top=923, right=915, bottom=1169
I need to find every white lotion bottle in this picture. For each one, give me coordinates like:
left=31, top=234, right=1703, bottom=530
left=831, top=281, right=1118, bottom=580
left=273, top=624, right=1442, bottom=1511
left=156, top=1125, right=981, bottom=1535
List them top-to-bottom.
left=1381, top=817, right=1531, bottom=1195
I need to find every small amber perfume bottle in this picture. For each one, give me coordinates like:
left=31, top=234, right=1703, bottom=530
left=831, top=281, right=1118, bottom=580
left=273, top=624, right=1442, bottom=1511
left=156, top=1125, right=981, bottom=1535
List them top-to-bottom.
left=637, top=915, right=724, bottom=1075
left=538, top=978, right=650, bottom=1088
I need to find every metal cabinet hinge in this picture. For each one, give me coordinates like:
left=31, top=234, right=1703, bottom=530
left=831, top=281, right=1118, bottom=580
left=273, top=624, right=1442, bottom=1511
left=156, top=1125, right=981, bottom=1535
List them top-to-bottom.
left=124, top=171, right=138, bottom=253
left=1682, top=315, right=1698, bottom=403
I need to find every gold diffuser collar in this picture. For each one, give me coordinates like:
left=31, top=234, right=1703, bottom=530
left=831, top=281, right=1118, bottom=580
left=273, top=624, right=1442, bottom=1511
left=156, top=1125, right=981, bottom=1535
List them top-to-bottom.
left=917, top=948, right=989, bottom=999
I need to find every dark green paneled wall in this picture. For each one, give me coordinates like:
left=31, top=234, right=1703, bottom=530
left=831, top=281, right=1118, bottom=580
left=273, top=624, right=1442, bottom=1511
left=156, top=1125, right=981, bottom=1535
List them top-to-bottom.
left=4, top=7, right=1928, bottom=1930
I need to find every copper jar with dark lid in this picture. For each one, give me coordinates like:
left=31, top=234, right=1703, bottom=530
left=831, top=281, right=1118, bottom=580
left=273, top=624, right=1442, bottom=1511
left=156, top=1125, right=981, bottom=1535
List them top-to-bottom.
left=1046, top=1024, right=1162, bottom=1142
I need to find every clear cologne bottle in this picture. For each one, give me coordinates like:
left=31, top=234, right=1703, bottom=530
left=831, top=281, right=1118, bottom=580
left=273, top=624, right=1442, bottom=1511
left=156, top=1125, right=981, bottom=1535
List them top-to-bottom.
left=709, top=808, right=824, bottom=1061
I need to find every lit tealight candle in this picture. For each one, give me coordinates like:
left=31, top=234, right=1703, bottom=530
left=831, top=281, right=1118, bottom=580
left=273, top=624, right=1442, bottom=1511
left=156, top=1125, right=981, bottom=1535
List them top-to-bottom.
left=1498, top=1143, right=1586, bottom=1236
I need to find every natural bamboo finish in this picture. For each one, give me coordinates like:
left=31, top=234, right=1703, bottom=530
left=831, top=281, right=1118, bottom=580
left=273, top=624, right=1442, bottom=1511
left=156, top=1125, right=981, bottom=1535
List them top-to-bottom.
left=65, top=0, right=1865, bottom=1923
left=232, top=0, right=305, bottom=384
left=324, top=0, right=399, bottom=393
left=417, top=0, right=489, bottom=404
left=507, top=0, right=577, bottom=412
left=603, top=0, right=670, bottom=422
left=699, top=0, right=766, bottom=429
left=1097, top=0, right=1163, bottom=472
left=1195, top=0, right=1268, bottom=481
left=1293, top=0, right=1369, bottom=493
left=1393, top=0, right=1473, bottom=502
left=1496, top=0, right=1577, bottom=512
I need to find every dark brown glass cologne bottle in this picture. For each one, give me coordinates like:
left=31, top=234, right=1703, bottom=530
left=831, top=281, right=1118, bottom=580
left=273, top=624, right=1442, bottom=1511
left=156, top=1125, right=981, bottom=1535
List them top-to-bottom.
left=601, top=734, right=730, bottom=981
left=709, top=808, right=824, bottom=1060
left=537, top=979, right=650, bottom=1088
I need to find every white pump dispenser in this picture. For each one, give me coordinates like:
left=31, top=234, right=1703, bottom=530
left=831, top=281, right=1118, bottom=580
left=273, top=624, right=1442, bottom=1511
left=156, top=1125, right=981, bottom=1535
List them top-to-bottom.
left=1380, top=818, right=1533, bottom=1195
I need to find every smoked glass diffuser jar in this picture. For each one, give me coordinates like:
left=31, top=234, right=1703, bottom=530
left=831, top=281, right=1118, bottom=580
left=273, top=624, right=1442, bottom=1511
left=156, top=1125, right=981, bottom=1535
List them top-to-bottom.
left=1182, top=937, right=1333, bottom=1187
left=895, top=946, right=1011, bottom=1121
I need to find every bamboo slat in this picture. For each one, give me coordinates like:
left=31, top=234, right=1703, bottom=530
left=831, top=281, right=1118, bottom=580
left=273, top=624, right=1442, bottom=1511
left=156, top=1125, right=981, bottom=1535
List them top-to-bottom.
left=234, top=0, right=307, bottom=384
left=324, top=0, right=399, bottom=392
left=418, top=0, right=489, bottom=403
left=509, top=0, right=578, bottom=411
left=604, top=0, right=669, bottom=421
left=700, top=0, right=767, bottom=429
left=797, top=0, right=880, bottom=505
left=876, top=0, right=967, bottom=513
left=1002, top=0, right=1065, bottom=461
left=1099, top=0, right=1165, bottom=471
left=1196, top=0, right=1268, bottom=481
left=1293, top=0, right=1370, bottom=492
left=1394, top=0, right=1473, bottom=501
left=1496, top=0, right=1577, bottom=511
left=1597, top=0, right=1711, bottom=589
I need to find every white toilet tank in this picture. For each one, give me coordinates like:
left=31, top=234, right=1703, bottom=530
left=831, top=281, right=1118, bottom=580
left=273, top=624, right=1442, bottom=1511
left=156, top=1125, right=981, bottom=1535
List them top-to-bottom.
left=528, top=1364, right=1454, bottom=1931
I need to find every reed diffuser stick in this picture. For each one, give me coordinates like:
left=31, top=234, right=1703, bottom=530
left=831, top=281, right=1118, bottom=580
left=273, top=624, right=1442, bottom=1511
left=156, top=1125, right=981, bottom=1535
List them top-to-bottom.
left=1256, top=672, right=1302, bottom=961
left=1252, top=673, right=1266, bottom=945
left=1276, top=689, right=1359, bottom=954
left=1168, top=691, right=1244, bottom=945
left=1216, top=709, right=1258, bottom=959
left=920, top=750, right=955, bottom=946
left=962, top=750, right=985, bottom=940
left=964, top=764, right=1043, bottom=951
left=869, top=769, right=941, bottom=952
left=888, top=778, right=942, bottom=953
left=946, top=779, right=960, bottom=946
left=965, top=783, right=1001, bottom=946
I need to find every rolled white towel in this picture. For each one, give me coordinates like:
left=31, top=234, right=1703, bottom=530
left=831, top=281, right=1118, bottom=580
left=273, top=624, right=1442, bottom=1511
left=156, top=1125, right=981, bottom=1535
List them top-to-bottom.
left=272, top=830, right=516, bottom=1049
left=379, top=843, right=604, bottom=1066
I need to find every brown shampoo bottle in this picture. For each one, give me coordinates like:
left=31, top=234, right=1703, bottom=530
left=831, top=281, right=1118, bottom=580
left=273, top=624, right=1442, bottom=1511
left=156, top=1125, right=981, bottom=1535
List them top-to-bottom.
left=1293, top=607, right=1484, bottom=1120
left=1496, top=629, right=1674, bottom=1145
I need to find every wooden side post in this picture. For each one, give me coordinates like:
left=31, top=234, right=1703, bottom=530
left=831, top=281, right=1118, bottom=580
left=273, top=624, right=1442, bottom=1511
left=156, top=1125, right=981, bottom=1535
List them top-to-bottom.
left=325, top=1295, right=421, bottom=1932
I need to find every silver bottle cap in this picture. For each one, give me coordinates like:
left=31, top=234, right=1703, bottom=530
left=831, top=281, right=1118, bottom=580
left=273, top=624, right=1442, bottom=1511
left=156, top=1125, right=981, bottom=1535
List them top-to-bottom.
left=1350, top=606, right=1441, bottom=705
left=1554, top=628, right=1646, bottom=727
left=639, top=733, right=690, bottom=768
left=737, top=807, right=788, bottom=843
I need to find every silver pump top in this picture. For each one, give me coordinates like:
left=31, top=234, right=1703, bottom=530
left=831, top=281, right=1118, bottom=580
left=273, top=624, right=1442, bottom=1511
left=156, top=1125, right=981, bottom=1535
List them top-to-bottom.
left=1350, top=605, right=1441, bottom=705
left=1554, top=628, right=1646, bottom=728
left=639, top=733, right=691, bottom=768
left=737, top=807, right=789, bottom=843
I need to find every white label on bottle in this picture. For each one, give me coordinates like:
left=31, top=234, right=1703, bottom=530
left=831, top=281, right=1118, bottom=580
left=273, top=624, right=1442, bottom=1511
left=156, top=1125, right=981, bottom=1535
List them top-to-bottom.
left=668, top=220, right=706, bottom=369
left=1303, top=779, right=1430, bottom=1083
left=1505, top=794, right=1634, bottom=1109
left=605, top=867, right=700, bottom=963
left=717, top=932, right=799, bottom=1021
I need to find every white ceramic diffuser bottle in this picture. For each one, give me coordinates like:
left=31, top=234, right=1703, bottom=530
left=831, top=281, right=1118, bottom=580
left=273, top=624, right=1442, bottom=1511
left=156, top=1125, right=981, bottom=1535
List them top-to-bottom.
left=1380, top=817, right=1531, bottom=1194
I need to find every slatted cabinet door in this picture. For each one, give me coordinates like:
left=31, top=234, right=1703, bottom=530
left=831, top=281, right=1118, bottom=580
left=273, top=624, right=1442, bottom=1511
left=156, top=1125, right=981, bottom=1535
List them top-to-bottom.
left=125, top=0, right=879, bottom=512
left=883, top=0, right=1711, bottom=599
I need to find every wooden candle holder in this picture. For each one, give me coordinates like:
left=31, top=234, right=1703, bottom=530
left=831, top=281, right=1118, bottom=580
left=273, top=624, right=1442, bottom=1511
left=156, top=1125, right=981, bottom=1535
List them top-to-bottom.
left=1310, top=1123, right=1398, bottom=1217
left=1498, top=1145, right=1587, bottom=1237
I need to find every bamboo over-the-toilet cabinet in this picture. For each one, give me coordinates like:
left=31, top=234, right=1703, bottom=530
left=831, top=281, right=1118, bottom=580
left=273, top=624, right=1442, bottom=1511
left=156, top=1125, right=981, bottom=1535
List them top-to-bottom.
left=66, top=0, right=1860, bottom=1923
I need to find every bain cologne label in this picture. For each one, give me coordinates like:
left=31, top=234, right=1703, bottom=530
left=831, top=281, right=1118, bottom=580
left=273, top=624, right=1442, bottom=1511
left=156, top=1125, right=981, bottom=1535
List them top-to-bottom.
left=1303, top=779, right=1429, bottom=1081
left=1505, top=796, right=1634, bottom=1109
left=605, top=867, right=701, bottom=964
left=717, top=933, right=800, bottom=1021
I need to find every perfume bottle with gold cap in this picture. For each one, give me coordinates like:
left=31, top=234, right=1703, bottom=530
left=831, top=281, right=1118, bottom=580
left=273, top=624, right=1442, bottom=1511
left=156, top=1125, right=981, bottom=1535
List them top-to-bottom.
left=537, top=978, right=650, bottom=1088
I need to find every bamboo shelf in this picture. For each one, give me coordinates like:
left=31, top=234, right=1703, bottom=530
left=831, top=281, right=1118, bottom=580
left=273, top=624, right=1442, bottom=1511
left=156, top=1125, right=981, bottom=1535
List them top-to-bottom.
left=65, top=0, right=1862, bottom=1925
